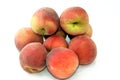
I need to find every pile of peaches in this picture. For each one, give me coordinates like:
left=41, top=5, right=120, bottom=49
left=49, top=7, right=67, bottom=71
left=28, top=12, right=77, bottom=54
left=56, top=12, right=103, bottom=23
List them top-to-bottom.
left=14, top=6, right=97, bottom=79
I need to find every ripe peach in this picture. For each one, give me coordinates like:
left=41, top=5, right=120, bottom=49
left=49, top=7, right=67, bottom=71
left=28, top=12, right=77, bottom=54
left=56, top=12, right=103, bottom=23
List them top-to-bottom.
left=31, top=7, right=59, bottom=35
left=60, top=7, right=89, bottom=35
left=14, top=27, right=43, bottom=51
left=43, top=35, right=68, bottom=51
left=69, top=35, right=97, bottom=65
left=19, top=42, right=47, bottom=73
left=46, top=47, right=79, bottom=79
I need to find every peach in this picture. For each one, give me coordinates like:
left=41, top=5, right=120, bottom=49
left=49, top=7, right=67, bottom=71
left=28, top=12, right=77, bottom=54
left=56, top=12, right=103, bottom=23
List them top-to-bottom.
left=31, top=7, right=59, bottom=35
left=60, top=7, right=89, bottom=35
left=68, top=24, right=93, bottom=39
left=85, top=24, right=92, bottom=37
left=44, top=26, right=67, bottom=39
left=55, top=26, right=67, bottom=38
left=14, top=27, right=43, bottom=51
left=43, top=35, right=68, bottom=51
left=69, top=35, right=97, bottom=65
left=19, top=42, right=47, bottom=73
left=46, top=47, right=79, bottom=79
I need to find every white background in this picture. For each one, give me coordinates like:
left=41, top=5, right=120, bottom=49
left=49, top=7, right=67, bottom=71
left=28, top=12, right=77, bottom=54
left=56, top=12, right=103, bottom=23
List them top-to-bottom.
left=0, top=0, right=120, bottom=80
